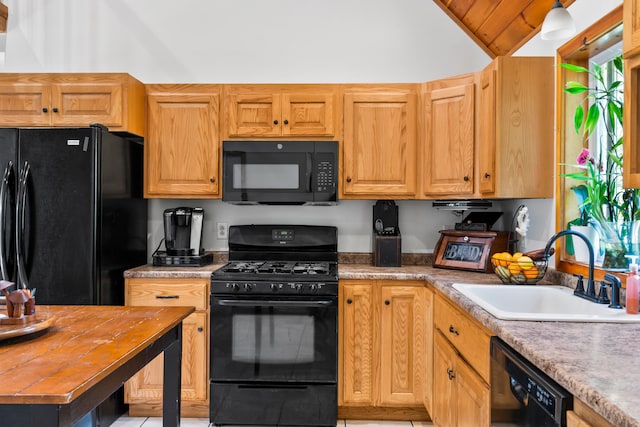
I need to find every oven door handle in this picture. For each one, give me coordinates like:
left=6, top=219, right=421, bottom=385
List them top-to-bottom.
left=216, top=299, right=333, bottom=308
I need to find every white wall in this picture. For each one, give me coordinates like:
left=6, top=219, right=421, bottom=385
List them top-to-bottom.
left=0, top=0, right=621, bottom=256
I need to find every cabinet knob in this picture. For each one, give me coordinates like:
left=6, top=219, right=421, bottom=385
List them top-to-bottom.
left=42, top=107, right=48, bottom=113
left=52, top=107, right=59, bottom=113
left=273, top=119, right=279, bottom=125
left=283, top=119, right=289, bottom=125
left=484, top=172, right=491, bottom=178
left=463, top=175, right=469, bottom=182
left=210, top=177, right=216, bottom=183
left=346, top=177, right=352, bottom=183
left=346, top=298, right=353, bottom=304
left=384, top=300, right=390, bottom=305
left=448, top=325, right=459, bottom=336
left=197, top=327, right=203, bottom=333
left=447, top=368, right=455, bottom=380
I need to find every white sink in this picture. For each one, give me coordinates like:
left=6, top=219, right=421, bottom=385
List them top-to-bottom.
left=452, top=283, right=640, bottom=323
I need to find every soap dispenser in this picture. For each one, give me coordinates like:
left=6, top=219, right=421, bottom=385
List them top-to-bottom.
left=625, top=255, right=640, bottom=314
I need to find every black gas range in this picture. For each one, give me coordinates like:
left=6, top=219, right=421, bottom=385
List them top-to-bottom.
left=210, top=225, right=338, bottom=427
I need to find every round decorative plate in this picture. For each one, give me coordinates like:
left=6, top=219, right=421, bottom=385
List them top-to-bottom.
left=0, top=312, right=56, bottom=342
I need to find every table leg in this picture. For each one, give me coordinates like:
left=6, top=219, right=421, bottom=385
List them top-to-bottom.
left=163, top=324, right=183, bottom=427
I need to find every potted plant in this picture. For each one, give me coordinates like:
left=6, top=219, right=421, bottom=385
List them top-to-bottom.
left=561, top=54, right=640, bottom=270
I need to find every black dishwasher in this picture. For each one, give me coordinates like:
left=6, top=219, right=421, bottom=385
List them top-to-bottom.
left=491, top=337, right=573, bottom=427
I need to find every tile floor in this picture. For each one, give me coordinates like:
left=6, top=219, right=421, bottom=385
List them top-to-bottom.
left=111, top=416, right=434, bottom=427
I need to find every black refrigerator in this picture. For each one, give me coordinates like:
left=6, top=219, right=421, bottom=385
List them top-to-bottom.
left=0, top=124, right=147, bottom=426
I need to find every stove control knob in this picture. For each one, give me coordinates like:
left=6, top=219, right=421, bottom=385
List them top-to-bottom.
left=230, top=283, right=240, bottom=291
left=244, top=283, right=253, bottom=292
left=270, top=283, right=279, bottom=292
left=295, top=283, right=303, bottom=292
left=309, top=284, right=318, bottom=292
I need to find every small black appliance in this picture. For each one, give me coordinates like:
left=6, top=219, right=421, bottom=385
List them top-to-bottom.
left=372, top=200, right=401, bottom=267
left=154, top=207, right=212, bottom=266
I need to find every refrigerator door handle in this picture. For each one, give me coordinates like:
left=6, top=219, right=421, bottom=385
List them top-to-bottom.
left=0, top=161, right=13, bottom=281
left=16, top=161, right=30, bottom=289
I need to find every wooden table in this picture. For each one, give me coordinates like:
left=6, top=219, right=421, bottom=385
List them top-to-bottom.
left=0, top=305, right=194, bottom=427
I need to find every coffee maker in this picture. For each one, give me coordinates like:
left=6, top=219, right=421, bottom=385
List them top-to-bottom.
left=153, top=207, right=213, bottom=266
left=163, top=207, right=204, bottom=256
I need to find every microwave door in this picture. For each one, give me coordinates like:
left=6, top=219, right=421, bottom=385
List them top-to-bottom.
left=223, top=150, right=311, bottom=205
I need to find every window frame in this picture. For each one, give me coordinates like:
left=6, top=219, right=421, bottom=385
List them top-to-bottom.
left=555, top=5, right=624, bottom=281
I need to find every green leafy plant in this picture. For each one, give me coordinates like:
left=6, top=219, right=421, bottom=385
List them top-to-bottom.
left=561, top=55, right=639, bottom=225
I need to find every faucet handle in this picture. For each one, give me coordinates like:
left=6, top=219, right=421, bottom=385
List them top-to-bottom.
left=604, top=273, right=623, bottom=309
left=573, top=274, right=585, bottom=295
left=597, top=281, right=611, bottom=305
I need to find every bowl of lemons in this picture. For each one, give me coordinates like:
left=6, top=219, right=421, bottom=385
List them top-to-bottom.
left=490, top=250, right=548, bottom=285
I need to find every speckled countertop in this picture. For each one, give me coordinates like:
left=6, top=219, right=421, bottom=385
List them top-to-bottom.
left=124, top=262, right=638, bottom=427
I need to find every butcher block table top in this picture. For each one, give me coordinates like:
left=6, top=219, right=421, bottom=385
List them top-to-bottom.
left=0, top=305, right=194, bottom=426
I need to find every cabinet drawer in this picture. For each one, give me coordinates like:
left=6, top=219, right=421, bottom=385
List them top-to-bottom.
left=126, top=278, right=209, bottom=311
left=435, top=296, right=491, bottom=382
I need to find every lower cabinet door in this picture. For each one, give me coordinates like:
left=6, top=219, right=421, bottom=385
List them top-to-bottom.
left=379, top=285, right=425, bottom=405
left=125, top=312, right=208, bottom=404
left=433, top=332, right=456, bottom=427
left=455, top=356, right=490, bottom=427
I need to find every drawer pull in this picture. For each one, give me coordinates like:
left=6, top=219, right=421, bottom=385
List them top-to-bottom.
left=155, top=295, right=180, bottom=299
left=346, top=298, right=353, bottom=304
left=384, top=300, right=390, bottom=305
left=448, top=325, right=460, bottom=336
left=197, top=327, right=204, bottom=333
left=447, top=368, right=455, bottom=380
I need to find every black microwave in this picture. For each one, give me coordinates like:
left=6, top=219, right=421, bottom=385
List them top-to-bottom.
left=222, top=141, right=338, bottom=205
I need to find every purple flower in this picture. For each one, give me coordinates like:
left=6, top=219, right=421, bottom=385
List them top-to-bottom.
left=576, top=148, right=594, bottom=165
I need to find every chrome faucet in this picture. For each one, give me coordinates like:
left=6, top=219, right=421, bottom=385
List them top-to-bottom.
left=544, top=229, right=597, bottom=301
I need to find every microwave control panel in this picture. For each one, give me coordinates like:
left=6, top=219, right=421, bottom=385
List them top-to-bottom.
left=314, top=153, right=336, bottom=194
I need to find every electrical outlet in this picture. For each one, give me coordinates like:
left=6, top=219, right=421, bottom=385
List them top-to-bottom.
left=216, top=222, right=229, bottom=240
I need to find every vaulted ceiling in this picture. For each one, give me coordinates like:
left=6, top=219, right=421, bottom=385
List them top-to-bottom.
left=433, top=0, right=577, bottom=58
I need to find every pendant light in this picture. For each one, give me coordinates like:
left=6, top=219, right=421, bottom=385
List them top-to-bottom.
left=540, top=0, right=576, bottom=41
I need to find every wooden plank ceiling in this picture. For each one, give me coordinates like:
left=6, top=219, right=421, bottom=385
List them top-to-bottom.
left=433, top=0, right=577, bottom=57
left=0, top=2, right=7, bottom=33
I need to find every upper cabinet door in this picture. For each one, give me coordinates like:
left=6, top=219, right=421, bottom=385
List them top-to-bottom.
left=624, top=0, right=640, bottom=57
left=478, top=64, right=497, bottom=195
left=422, top=76, right=475, bottom=197
left=52, top=82, right=123, bottom=127
left=0, top=83, right=52, bottom=126
left=342, top=87, right=418, bottom=198
left=145, top=88, right=220, bottom=198
left=282, top=92, right=335, bottom=136
left=225, top=93, right=281, bottom=137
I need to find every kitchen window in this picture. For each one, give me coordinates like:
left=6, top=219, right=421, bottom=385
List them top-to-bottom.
left=556, top=5, right=624, bottom=280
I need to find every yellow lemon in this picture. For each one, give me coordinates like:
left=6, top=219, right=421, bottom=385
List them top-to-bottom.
left=496, top=252, right=513, bottom=267
left=512, top=252, right=523, bottom=260
left=518, top=256, right=535, bottom=270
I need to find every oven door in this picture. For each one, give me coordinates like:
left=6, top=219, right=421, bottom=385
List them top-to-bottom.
left=211, top=294, right=337, bottom=383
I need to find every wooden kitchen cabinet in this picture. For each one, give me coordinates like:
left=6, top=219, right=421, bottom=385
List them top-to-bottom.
left=624, top=0, right=640, bottom=58
left=624, top=0, right=640, bottom=189
left=477, top=56, right=554, bottom=198
left=0, top=73, right=145, bottom=135
left=421, top=74, right=475, bottom=197
left=144, top=84, right=220, bottom=198
left=223, top=84, right=338, bottom=138
left=342, top=85, right=418, bottom=199
left=124, top=277, right=210, bottom=417
left=339, top=279, right=428, bottom=420
left=432, top=293, right=491, bottom=427
left=566, top=399, right=614, bottom=427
